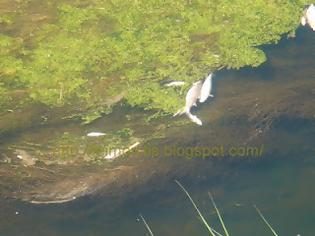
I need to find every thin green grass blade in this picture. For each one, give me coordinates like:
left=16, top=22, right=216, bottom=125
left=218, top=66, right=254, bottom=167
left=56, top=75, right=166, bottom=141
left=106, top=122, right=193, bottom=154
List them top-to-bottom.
left=175, top=180, right=217, bottom=236
left=208, top=192, right=230, bottom=236
left=253, top=205, right=278, bottom=236
left=139, top=214, right=154, bottom=236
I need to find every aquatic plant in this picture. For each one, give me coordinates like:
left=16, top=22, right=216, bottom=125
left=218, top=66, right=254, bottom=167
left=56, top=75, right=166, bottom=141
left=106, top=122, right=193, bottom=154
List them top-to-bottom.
left=0, top=0, right=309, bottom=120
left=175, top=180, right=221, bottom=236
left=175, top=180, right=282, bottom=236
left=208, top=192, right=230, bottom=236
left=254, top=205, right=279, bottom=236
left=139, top=214, right=155, bottom=236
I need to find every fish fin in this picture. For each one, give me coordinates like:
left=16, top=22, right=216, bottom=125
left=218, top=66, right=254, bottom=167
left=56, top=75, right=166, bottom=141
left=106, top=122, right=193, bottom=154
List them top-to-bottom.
left=209, top=94, right=214, bottom=97
left=173, top=107, right=186, bottom=117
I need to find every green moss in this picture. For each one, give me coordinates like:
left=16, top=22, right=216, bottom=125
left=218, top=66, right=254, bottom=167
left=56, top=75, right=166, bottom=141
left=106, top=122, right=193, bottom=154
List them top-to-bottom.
left=0, top=0, right=310, bottom=119
left=0, top=15, right=14, bottom=25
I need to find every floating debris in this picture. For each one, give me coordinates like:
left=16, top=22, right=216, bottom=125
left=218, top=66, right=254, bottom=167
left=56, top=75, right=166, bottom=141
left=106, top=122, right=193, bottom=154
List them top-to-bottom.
left=164, top=81, right=186, bottom=87
left=87, top=132, right=106, bottom=137
left=104, top=142, right=140, bottom=160
left=15, top=149, right=37, bottom=166
left=104, top=149, right=124, bottom=160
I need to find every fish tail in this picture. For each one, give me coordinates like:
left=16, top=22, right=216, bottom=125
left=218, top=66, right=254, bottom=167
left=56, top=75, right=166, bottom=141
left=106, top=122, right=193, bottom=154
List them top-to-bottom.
left=173, top=107, right=186, bottom=117
left=186, top=112, right=202, bottom=126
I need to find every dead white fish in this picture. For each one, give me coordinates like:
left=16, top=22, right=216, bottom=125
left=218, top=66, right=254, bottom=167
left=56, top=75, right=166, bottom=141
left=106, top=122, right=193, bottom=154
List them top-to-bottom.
left=301, top=4, right=315, bottom=31
left=199, top=73, right=214, bottom=103
left=174, top=80, right=203, bottom=116
left=164, top=81, right=186, bottom=87
left=174, top=81, right=203, bottom=125
left=186, top=81, right=203, bottom=111
left=87, top=132, right=106, bottom=137
left=104, top=142, right=140, bottom=160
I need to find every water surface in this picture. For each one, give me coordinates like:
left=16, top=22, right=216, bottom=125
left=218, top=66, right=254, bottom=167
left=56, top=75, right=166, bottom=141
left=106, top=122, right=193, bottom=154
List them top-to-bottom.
left=1, top=8, right=315, bottom=236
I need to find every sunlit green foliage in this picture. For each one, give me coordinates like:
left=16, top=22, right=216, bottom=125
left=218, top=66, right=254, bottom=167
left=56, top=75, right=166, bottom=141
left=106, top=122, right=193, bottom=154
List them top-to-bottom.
left=0, top=0, right=308, bottom=116
left=0, top=34, right=25, bottom=108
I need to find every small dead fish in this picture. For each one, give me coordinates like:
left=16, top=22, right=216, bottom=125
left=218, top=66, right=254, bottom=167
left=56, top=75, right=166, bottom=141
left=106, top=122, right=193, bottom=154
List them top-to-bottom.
left=185, top=80, right=203, bottom=113
left=164, top=81, right=186, bottom=87
left=173, top=81, right=204, bottom=125
left=173, top=81, right=202, bottom=116
left=87, top=132, right=106, bottom=137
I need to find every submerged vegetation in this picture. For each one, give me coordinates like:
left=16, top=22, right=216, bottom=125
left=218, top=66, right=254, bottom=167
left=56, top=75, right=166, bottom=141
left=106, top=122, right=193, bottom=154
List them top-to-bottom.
left=0, top=0, right=309, bottom=125
left=5, top=127, right=138, bottom=164
left=139, top=180, right=280, bottom=236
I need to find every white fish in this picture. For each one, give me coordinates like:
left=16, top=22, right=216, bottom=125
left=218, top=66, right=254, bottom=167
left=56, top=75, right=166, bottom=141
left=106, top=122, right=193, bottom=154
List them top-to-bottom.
left=301, top=4, right=315, bottom=31
left=199, top=73, right=214, bottom=103
left=185, top=80, right=203, bottom=113
left=164, top=81, right=186, bottom=87
left=173, top=81, right=203, bottom=125
left=173, top=81, right=203, bottom=116
left=87, top=132, right=106, bottom=137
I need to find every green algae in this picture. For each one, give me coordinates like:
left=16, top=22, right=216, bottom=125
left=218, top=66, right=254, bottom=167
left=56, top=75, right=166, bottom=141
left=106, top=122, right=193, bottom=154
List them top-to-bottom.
left=0, top=0, right=310, bottom=125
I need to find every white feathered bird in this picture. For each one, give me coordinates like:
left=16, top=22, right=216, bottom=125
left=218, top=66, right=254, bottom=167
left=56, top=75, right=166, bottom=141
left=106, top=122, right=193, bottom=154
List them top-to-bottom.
left=301, top=4, right=315, bottom=31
